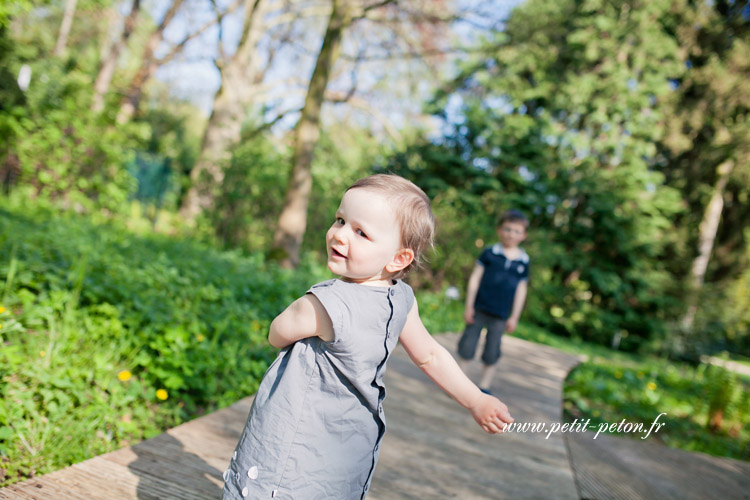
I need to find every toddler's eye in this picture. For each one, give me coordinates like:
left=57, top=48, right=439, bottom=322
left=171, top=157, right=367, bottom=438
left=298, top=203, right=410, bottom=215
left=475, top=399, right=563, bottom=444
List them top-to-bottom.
left=336, top=217, right=345, bottom=225
left=356, top=229, right=368, bottom=238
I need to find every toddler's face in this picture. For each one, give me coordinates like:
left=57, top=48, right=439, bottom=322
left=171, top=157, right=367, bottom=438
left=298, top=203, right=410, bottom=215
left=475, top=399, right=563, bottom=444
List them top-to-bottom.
left=326, top=189, right=403, bottom=286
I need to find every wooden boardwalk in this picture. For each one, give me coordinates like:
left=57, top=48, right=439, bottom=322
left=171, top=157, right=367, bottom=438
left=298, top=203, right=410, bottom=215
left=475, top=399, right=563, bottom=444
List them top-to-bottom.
left=1, top=334, right=583, bottom=499
left=566, top=427, right=750, bottom=500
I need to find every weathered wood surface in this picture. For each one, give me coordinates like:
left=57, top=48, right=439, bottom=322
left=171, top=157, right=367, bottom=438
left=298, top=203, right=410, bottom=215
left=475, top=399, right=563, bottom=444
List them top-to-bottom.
left=368, top=333, right=582, bottom=500
left=1, top=334, right=583, bottom=499
left=566, top=427, right=750, bottom=500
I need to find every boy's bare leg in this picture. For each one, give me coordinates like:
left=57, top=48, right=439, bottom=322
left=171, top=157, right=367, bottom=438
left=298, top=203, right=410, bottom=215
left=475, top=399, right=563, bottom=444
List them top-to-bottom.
left=479, top=363, right=496, bottom=390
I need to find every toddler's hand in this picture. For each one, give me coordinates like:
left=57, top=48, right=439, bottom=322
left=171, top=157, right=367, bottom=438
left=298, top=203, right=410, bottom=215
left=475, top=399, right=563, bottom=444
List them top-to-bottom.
left=469, top=393, right=513, bottom=434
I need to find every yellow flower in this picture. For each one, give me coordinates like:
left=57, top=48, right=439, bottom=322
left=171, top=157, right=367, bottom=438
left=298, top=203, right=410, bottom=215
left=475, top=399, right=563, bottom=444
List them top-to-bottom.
left=0, top=306, right=5, bottom=314
left=197, top=334, right=205, bottom=342
left=40, top=350, right=46, bottom=357
left=118, top=370, right=132, bottom=382
left=647, top=382, right=657, bottom=391
left=156, top=389, right=168, bottom=401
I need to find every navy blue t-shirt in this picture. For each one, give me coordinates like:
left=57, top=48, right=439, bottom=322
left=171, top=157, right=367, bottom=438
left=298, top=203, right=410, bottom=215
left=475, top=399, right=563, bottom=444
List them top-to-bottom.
left=474, top=244, right=530, bottom=319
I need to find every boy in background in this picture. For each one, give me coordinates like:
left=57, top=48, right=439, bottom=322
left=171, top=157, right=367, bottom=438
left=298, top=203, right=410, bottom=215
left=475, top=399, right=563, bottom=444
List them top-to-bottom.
left=457, top=210, right=530, bottom=395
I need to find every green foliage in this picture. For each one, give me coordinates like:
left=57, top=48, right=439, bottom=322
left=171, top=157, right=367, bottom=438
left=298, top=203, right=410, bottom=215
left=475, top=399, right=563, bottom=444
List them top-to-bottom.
left=0, top=0, right=31, bottom=28
left=383, top=0, right=750, bottom=354
left=659, top=0, right=750, bottom=285
left=2, top=51, right=140, bottom=214
left=132, top=107, right=201, bottom=212
left=302, top=127, right=380, bottom=256
left=210, top=136, right=291, bottom=251
left=378, top=141, right=503, bottom=289
left=0, top=203, right=330, bottom=485
left=413, top=288, right=465, bottom=335
left=564, top=357, right=750, bottom=460
left=705, top=364, right=738, bottom=431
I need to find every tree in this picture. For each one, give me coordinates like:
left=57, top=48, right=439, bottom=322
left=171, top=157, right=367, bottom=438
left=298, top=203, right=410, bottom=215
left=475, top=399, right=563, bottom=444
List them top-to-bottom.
left=53, top=0, right=77, bottom=56
left=91, top=0, right=141, bottom=112
left=115, top=0, right=186, bottom=123
left=115, top=0, right=247, bottom=124
left=179, top=0, right=274, bottom=221
left=181, top=0, right=483, bottom=241
left=270, top=0, right=354, bottom=266
left=271, top=0, right=466, bottom=266
left=397, top=0, right=688, bottom=347
left=660, top=1, right=750, bottom=337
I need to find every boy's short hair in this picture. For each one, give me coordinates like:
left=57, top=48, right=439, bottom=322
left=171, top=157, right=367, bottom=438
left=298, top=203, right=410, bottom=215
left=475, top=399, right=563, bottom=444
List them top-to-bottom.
left=346, top=174, right=435, bottom=278
left=498, top=209, right=529, bottom=230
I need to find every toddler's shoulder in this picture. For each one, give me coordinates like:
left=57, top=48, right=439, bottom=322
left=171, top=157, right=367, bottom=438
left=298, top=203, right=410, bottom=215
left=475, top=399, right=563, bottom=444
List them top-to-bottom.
left=309, top=278, right=338, bottom=290
left=394, top=279, right=416, bottom=309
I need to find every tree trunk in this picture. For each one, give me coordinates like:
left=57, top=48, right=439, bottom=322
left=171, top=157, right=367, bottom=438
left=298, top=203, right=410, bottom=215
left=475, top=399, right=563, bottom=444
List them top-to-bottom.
left=54, top=0, right=78, bottom=57
left=91, top=0, right=141, bottom=113
left=116, top=0, right=185, bottom=124
left=179, top=0, right=271, bottom=221
left=271, top=0, right=352, bottom=267
left=681, top=160, right=735, bottom=329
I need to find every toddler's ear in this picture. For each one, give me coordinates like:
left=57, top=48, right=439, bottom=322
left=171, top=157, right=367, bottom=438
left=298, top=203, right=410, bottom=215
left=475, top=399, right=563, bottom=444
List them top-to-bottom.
left=386, top=248, right=415, bottom=273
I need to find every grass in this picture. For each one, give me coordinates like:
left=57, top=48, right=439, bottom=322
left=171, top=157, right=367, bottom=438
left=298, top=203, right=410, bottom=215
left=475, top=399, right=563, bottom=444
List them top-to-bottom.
left=0, top=203, right=330, bottom=485
left=512, top=323, right=750, bottom=461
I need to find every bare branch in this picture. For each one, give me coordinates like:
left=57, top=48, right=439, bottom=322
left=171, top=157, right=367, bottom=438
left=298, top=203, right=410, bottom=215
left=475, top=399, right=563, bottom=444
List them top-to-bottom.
left=156, top=0, right=244, bottom=67
left=210, top=0, right=227, bottom=65
left=361, top=0, right=398, bottom=14
left=266, top=6, right=332, bottom=27
left=338, top=44, right=492, bottom=62
left=344, top=95, right=403, bottom=142
left=243, top=107, right=303, bottom=138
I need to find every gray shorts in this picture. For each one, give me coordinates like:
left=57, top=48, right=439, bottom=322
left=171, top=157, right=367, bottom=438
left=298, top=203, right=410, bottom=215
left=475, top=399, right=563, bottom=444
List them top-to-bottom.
left=457, top=310, right=506, bottom=365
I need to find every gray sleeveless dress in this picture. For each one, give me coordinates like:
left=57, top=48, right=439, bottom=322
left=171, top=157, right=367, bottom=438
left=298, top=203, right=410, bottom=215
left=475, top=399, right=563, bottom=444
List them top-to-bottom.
left=222, top=278, right=415, bottom=500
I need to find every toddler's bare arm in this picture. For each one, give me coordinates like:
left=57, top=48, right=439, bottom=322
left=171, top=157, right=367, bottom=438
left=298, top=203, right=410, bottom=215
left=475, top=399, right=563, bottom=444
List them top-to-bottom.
left=268, top=295, right=334, bottom=348
left=399, top=300, right=513, bottom=434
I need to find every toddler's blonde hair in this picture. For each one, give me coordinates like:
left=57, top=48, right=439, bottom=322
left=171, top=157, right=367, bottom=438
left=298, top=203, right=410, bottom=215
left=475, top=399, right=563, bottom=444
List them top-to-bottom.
left=346, top=174, right=435, bottom=279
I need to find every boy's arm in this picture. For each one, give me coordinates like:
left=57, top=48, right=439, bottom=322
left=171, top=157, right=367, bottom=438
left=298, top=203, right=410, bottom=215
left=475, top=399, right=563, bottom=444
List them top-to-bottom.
left=464, top=263, right=484, bottom=324
left=505, top=280, right=527, bottom=333
left=268, top=295, right=334, bottom=348
left=399, top=299, right=513, bottom=434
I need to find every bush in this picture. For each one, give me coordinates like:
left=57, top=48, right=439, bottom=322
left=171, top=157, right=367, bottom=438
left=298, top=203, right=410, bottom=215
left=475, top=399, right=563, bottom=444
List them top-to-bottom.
left=0, top=203, right=328, bottom=485
left=564, top=357, right=750, bottom=460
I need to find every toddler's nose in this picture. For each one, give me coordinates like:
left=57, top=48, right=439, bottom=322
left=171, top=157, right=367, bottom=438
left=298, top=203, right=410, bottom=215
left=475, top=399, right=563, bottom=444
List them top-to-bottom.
left=330, top=226, right=348, bottom=244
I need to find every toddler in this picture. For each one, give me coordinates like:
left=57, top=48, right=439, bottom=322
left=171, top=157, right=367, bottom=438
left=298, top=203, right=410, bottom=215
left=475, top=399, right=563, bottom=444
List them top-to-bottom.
left=222, top=174, right=513, bottom=500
